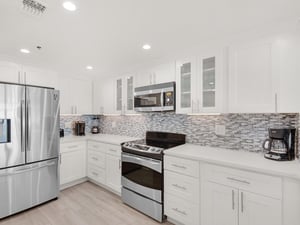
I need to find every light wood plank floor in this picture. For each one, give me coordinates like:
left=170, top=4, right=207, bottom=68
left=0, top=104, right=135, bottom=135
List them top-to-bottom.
left=0, top=182, right=173, bottom=225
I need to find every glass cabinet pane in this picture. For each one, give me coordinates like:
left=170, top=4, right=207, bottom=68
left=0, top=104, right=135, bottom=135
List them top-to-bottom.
left=202, top=57, right=216, bottom=108
left=180, top=63, right=191, bottom=108
left=126, top=76, right=133, bottom=110
left=116, top=79, right=122, bottom=111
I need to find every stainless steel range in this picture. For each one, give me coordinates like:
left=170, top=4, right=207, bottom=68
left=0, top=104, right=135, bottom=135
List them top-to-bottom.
left=121, top=131, right=186, bottom=222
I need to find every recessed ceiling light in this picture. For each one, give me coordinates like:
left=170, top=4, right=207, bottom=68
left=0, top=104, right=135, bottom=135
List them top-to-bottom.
left=63, top=1, right=77, bottom=11
left=142, top=44, right=151, bottom=50
left=20, top=49, right=30, bottom=54
left=86, top=66, right=93, bottom=70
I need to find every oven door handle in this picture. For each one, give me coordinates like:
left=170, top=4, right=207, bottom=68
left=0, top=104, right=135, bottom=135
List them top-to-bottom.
left=122, top=153, right=162, bottom=173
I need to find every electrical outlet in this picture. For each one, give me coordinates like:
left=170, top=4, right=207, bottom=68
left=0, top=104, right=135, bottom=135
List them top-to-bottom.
left=64, top=121, right=72, bottom=129
left=112, top=121, right=116, bottom=128
left=215, top=124, right=226, bottom=136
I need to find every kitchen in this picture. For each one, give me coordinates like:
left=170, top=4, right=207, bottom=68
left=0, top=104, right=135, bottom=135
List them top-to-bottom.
left=1, top=0, right=300, bottom=225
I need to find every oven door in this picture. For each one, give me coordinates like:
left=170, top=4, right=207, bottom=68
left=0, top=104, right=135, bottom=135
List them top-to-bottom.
left=121, top=152, right=162, bottom=203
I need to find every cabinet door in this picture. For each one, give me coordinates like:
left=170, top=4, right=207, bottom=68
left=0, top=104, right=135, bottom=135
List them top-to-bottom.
left=228, top=41, right=276, bottom=113
left=176, top=58, right=198, bottom=114
left=0, top=61, right=21, bottom=83
left=152, top=62, right=176, bottom=84
left=22, top=65, right=58, bottom=89
left=124, top=75, right=135, bottom=114
left=59, top=76, right=92, bottom=114
left=115, top=77, right=123, bottom=114
left=93, top=78, right=115, bottom=114
left=60, top=149, right=86, bottom=185
left=105, top=154, right=121, bottom=193
left=202, top=182, right=238, bottom=225
left=239, top=191, right=281, bottom=225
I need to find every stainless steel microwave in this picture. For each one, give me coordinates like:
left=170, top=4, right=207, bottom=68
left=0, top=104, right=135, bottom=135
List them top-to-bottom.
left=134, top=82, right=175, bottom=112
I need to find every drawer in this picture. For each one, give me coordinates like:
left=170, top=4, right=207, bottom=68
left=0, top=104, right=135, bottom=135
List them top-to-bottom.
left=61, top=141, right=86, bottom=153
left=87, top=141, right=106, bottom=153
left=105, top=144, right=121, bottom=157
left=88, top=150, right=105, bottom=169
left=165, top=156, right=199, bottom=178
left=203, top=163, right=282, bottom=199
left=88, top=165, right=105, bottom=184
left=164, top=170, right=199, bottom=204
left=165, top=193, right=199, bottom=225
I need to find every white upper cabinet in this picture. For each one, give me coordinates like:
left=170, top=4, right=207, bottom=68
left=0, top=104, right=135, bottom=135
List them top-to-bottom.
left=228, top=41, right=276, bottom=113
left=176, top=51, right=225, bottom=114
left=0, top=61, right=21, bottom=83
left=136, top=62, right=176, bottom=87
left=22, top=65, right=58, bottom=89
left=114, top=75, right=135, bottom=114
left=59, top=76, right=92, bottom=114
left=93, top=78, right=115, bottom=114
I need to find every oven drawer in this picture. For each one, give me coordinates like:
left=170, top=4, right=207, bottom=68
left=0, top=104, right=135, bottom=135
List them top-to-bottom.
left=87, top=141, right=106, bottom=153
left=88, top=150, right=105, bottom=169
left=165, top=156, right=199, bottom=178
left=203, top=163, right=282, bottom=199
left=88, top=165, right=105, bottom=184
left=164, top=170, right=199, bottom=204
left=165, top=193, right=199, bottom=225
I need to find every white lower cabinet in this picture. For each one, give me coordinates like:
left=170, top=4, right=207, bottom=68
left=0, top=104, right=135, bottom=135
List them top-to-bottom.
left=87, top=140, right=121, bottom=194
left=60, top=142, right=86, bottom=186
left=164, top=156, right=200, bottom=225
left=201, top=163, right=282, bottom=225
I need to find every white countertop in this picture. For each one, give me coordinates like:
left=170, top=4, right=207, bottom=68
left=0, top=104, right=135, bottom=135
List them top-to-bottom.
left=60, top=134, right=139, bottom=146
left=165, top=144, right=300, bottom=180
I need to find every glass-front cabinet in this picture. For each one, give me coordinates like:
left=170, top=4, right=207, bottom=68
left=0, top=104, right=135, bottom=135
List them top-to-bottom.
left=176, top=52, right=223, bottom=114
left=115, top=75, right=135, bottom=114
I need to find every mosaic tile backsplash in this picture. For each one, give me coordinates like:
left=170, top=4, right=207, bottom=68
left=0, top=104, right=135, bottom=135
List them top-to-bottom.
left=60, top=113, right=299, bottom=153
left=98, top=113, right=299, bottom=152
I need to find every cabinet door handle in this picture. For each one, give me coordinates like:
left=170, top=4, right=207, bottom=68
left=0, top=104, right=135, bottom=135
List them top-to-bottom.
left=275, top=93, right=278, bottom=113
left=68, top=145, right=78, bottom=149
left=93, top=145, right=99, bottom=148
left=92, top=157, right=98, bottom=161
left=119, top=159, right=121, bottom=169
left=171, top=164, right=187, bottom=170
left=92, top=172, right=98, bottom=176
left=227, top=177, right=250, bottom=185
left=172, top=183, right=186, bottom=190
left=232, top=190, right=235, bottom=210
left=241, top=191, right=244, bottom=213
left=172, top=208, right=187, bottom=216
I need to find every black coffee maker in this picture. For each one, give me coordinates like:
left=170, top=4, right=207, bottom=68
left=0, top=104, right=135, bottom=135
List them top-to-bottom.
left=74, top=121, right=85, bottom=136
left=262, top=128, right=296, bottom=161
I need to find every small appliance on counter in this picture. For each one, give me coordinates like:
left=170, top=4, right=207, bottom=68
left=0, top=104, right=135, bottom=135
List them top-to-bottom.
left=91, top=116, right=100, bottom=134
left=74, top=121, right=85, bottom=136
left=262, top=127, right=296, bottom=161
left=60, top=128, right=64, bottom=138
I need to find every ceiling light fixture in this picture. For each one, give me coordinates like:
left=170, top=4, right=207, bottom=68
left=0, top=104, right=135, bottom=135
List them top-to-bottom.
left=63, top=1, right=76, bottom=11
left=142, top=44, right=151, bottom=50
left=20, top=49, right=30, bottom=54
left=86, top=66, right=93, bottom=70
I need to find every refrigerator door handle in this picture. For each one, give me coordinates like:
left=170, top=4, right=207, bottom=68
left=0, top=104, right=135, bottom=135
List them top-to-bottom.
left=26, top=99, right=31, bottom=151
left=20, top=100, right=25, bottom=152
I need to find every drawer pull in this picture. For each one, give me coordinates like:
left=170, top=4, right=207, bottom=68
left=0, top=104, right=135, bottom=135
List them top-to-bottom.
left=68, top=145, right=78, bottom=149
left=93, top=145, right=99, bottom=148
left=109, top=149, right=117, bottom=152
left=92, top=157, right=98, bottom=161
left=171, top=164, right=187, bottom=169
left=92, top=172, right=98, bottom=176
left=227, top=177, right=250, bottom=185
left=172, top=183, right=187, bottom=190
left=232, top=190, right=235, bottom=210
left=241, top=192, right=244, bottom=213
left=172, top=208, right=187, bottom=215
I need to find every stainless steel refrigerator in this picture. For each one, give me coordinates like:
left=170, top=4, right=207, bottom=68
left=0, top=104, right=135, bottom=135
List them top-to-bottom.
left=0, top=82, right=60, bottom=219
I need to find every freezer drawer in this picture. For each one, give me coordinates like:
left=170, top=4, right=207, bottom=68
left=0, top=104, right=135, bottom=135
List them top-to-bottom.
left=0, top=158, right=59, bottom=219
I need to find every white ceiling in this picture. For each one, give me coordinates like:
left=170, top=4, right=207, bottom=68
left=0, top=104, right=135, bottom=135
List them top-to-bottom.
left=0, top=0, right=300, bottom=78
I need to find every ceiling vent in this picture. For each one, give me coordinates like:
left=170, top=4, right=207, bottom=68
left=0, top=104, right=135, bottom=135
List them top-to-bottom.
left=22, top=0, right=46, bottom=15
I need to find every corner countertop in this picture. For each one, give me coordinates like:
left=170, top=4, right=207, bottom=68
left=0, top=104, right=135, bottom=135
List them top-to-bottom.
left=59, top=134, right=139, bottom=146
left=165, top=144, right=300, bottom=180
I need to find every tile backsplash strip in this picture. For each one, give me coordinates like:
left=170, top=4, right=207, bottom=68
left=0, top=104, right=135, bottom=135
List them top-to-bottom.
left=99, top=113, right=299, bottom=152
left=60, top=115, right=96, bottom=136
